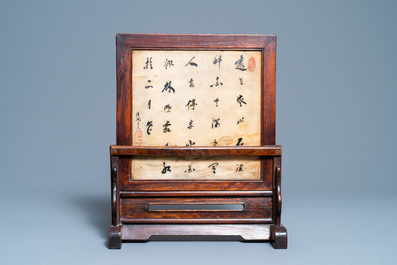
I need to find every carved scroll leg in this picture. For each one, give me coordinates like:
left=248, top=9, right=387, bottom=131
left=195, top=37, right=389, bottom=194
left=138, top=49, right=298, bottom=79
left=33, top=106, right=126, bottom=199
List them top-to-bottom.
left=109, top=155, right=122, bottom=249
left=270, top=157, right=287, bottom=249
left=270, top=224, right=287, bottom=249
left=109, top=225, right=123, bottom=249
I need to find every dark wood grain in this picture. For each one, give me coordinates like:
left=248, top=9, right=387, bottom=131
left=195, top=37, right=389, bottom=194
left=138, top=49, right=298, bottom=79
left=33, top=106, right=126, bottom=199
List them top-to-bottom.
left=117, top=33, right=274, bottom=50
left=116, top=36, right=132, bottom=145
left=262, top=37, right=276, bottom=145
left=111, top=145, right=281, bottom=156
left=110, top=156, right=119, bottom=226
left=273, top=156, right=282, bottom=226
left=276, top=166, right=282, bottom=225
left=121, top=178, right=270, bottom=192
left=119, top=190, right=272, bottom=197
left=120, top=197, right=272, bottom=224
left=270, top=224, right=287, bottom=249
left=108, top=225, right=122, bottom=249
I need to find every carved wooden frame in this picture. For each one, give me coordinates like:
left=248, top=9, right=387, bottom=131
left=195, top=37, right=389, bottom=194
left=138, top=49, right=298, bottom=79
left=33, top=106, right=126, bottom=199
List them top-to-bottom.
left=109, top=34, right=287, bottom=249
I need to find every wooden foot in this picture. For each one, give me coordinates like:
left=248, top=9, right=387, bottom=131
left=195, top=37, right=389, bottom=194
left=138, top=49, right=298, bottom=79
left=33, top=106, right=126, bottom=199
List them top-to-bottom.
left=270, top=224, right=287, bottom=249
left=108, top=225, right=122, bottom=249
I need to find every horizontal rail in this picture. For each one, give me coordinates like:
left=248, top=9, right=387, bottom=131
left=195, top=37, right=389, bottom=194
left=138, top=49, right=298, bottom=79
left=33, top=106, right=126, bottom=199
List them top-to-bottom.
left=110, top=145, right=281, bottom=157
left=119, top=191, right=273, bottom=197
left=120, top=218, right=273, bottom=224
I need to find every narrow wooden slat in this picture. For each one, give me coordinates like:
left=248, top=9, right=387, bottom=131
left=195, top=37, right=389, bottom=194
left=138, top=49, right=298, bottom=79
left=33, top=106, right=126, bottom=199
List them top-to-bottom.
left=117, top=33, right=274, bottom=50
left=110, top=145, right=281, bottom=156
left=121, top=180, right=269, bottom=193
left=119, top=190, right=273, bottom=197
left=121, top=218, right=272, bottom=224
left=122, top=224, right=271, bottom=241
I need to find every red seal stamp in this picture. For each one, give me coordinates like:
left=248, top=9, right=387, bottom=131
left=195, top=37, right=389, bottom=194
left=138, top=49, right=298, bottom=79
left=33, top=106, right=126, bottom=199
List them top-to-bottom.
left=248, top=56, right=256, bottom=72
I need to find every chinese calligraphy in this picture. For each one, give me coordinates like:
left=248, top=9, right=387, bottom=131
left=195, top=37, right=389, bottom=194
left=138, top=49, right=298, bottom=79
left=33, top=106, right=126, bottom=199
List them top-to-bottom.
left=132, top=50, right=262, bottom=180
left=213, top=55, right=222, bottom=68
left=235, top=55, right=247, bottom=71
left=185, top=56, right=198, bottom=67
left=143, top=57, right=153, bottom=69
left=164, top=58, right=174, bottom=69
left=210, top=77, right=223, bottom=87
left=188, top=78, right=194, bottom=87
left=145, top=80, right=153, bottom=89
left=162, top=81, right=175, bottom=93
left=236, top=95, right=246, bottom=107
left=214, top=98, right=219, bottom=107
left=185, top=99, right=197, bottom=110
left=164, top=104, right=172, bottom=113
left=136, top=112, right=141, bottom=130
left=212, top=118, right=220, bottom=128
left=187, top=120, right=194, bottom=129
left=146, top=121, right=153, bottom=135
left=162, top=121, right=171, bottom=133
left=185, top=140, right=196, bottom=146
left=161, top=162, right=171, bottom=174
left=208, top=163, right=219, bottom=174
left=236, top=164, right=244, bottom=172
left=185, top=165, right=195, bottom=173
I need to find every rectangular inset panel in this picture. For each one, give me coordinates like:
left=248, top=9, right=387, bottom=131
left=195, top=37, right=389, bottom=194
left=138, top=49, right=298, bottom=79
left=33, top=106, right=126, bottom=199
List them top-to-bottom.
left=131, top=50, right=262, bottom=180
left=131, top=156, right=260, bottom=180
left=120, top=197, right=272, bottom=223
left=148, top=204, right=244, bottom=211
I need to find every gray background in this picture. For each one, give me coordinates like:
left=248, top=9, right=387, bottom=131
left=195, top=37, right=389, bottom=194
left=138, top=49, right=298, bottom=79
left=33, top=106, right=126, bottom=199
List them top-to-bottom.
left=1, top=0, right=396, bottom=264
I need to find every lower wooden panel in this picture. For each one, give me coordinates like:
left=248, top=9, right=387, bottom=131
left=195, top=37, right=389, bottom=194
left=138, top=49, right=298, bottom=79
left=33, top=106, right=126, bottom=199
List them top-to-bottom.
left=120, top=197, right=272, bottom=224
left=122, top=224, right=271, bottom=241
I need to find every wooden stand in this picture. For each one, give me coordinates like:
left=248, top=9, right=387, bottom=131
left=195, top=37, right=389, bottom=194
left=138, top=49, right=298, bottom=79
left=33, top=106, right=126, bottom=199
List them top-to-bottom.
left=109, top=34, right=287, bottom=249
